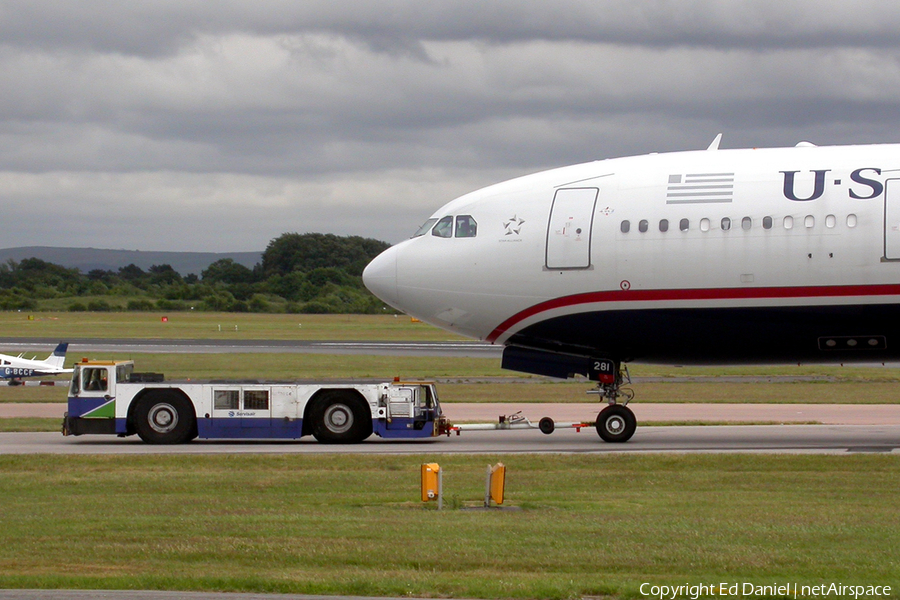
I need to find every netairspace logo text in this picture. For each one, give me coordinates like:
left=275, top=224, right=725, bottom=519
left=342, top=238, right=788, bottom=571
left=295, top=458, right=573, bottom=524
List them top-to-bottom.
left=639, top=582, right=892, bottom=600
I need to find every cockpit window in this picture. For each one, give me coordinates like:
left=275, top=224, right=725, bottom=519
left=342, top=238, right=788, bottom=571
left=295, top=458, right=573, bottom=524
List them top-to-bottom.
left=455, top=215, right=477, bottom=238
left=432, top=216, right=453, bottom=238
left=412, top=219, right=438, bottom=238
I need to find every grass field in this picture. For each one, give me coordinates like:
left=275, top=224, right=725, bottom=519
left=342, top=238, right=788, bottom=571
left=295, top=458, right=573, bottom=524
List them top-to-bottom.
left=3, top=310, right=900, bottom=377
left=5, top=311, right=900, bottom=383
left=3, top=348, right=900, bottom=406
left=3, top=368, right=900, bottom=406
left=0, top=454, right=897, bottom=598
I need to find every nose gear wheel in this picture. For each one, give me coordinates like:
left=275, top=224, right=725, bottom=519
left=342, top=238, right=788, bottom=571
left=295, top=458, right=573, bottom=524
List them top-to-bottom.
left=589, top=363, right=637, bottom=443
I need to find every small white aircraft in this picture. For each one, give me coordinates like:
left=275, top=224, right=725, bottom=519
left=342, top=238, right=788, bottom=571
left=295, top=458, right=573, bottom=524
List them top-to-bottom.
left=364, top=138, right=900, bottom=442
left=0, top=342, right=72, bottom=384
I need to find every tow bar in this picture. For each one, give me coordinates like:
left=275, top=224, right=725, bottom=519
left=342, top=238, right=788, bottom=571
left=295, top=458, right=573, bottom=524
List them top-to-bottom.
left=448, top=411, right=593, bottom=436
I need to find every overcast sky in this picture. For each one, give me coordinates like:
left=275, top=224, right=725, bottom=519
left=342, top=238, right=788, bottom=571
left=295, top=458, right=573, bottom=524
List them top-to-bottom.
left=3, top=1, right=900, bottom=251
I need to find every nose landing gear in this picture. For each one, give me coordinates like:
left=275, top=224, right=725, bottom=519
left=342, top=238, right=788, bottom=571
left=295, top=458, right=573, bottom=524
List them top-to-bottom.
left=589, top=362, right=637, bottom=443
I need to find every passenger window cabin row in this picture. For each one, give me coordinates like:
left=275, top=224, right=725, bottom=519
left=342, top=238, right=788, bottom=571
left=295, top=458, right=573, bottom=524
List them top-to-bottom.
left=620, top=214, right=858, bottom=234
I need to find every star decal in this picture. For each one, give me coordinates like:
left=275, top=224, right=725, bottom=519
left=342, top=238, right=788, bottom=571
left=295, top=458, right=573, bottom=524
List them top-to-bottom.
left=504, top=215, right=525, bottom=236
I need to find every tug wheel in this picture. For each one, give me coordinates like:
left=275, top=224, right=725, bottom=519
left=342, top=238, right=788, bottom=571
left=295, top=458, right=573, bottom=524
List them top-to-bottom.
left=133, top=391, right=196, bottom=444
left=310, top=391, right=372, bottom=444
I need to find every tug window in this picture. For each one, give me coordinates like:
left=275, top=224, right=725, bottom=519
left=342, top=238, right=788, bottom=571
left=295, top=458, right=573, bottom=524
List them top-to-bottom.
left=455, top=215, right=478, bottom=238
left=432, top=216, right=453, bottom=238
left=621, top=220, right=630, bottom=233
left=639, top=220, right=649, bottom=233
left=82, top=368, right=108, bottom=392
left=214, top=390, right=239, bottom=410
left=244, top=390, right=269, bottom=411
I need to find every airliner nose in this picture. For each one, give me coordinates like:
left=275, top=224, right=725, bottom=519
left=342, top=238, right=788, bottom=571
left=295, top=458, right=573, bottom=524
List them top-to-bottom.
left=363, top=245, right=400, bottom=308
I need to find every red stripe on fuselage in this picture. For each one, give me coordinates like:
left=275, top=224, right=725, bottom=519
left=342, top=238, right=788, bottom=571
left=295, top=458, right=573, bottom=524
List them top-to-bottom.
left=485, top=283, right=900, bottom=344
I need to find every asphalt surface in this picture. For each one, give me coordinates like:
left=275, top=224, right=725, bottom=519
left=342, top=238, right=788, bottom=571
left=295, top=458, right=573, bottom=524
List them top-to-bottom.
left=0, top=338, right=502, bottom=357
left=7, top=400, right=900, bottom=424
left=6, top=401, right=900, bottom=454
left=5, top=422, right=900, bottom=455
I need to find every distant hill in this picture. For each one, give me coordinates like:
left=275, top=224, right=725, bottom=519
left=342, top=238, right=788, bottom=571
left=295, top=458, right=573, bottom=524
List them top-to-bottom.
left=0, top=246, right=262, bottom=276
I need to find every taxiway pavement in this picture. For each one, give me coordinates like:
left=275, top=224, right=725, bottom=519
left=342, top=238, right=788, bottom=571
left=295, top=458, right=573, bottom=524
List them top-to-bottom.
left=0, top=338, right=502, bottom=357
left=5, top=401, right=900, bottom=425
left=4, top=402, right=900, bottom=454
left=3, top=422, right=899, bottom=455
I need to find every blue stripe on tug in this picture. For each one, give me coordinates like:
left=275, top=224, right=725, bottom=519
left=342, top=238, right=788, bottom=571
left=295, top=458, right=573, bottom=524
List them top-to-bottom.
left=64, top=396, right=126, bottom=435
left=67, top=396, right=108, bottom=417
left=195, top=418, right=437, bottom=440
left=198, top=418, right=305, bottom=440
left=373, top=418, right=437, bottom=439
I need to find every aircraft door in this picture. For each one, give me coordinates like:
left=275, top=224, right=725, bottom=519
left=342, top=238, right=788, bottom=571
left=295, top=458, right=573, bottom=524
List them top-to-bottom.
left=885, top=179, right=900, bottom=260
left=546, top=187, right=598, bottom=269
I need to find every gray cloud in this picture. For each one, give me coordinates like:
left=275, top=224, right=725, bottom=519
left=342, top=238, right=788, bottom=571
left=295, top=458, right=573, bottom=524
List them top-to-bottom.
left=1, top=1, right=900, bottom=250
left=4, top=2, right=900, bottom=53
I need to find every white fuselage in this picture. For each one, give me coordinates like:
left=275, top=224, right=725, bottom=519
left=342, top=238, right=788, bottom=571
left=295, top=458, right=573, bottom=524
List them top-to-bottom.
left=364, top=143, right=900, bottom=367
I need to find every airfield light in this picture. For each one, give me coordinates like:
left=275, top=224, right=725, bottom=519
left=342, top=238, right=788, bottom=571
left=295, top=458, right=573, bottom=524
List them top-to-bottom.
left=420, top=463, right=442, bottom=509
left=485, top=463, right=506, bottom=507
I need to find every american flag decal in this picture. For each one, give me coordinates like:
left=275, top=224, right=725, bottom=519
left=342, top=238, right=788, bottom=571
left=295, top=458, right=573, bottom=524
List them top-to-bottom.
left=666, top=172, right=734, bottom=204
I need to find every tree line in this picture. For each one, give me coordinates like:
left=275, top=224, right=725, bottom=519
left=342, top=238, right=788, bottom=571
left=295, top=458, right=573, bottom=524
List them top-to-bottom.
left=0, top=233, right=394, bottom=314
